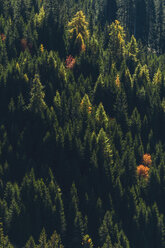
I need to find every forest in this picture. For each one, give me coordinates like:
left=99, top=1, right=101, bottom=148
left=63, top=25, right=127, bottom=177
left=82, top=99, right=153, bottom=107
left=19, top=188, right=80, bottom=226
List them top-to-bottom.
left=0, top=0, right=165, bottom=247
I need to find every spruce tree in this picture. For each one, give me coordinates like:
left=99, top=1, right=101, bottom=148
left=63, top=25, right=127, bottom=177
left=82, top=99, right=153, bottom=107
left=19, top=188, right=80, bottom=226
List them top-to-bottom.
left=27, top=74, right=47, bottom=114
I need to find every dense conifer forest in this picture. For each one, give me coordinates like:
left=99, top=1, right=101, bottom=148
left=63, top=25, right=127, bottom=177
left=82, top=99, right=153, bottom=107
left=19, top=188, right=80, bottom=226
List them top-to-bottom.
left=0, top=0, right=165, bottom=247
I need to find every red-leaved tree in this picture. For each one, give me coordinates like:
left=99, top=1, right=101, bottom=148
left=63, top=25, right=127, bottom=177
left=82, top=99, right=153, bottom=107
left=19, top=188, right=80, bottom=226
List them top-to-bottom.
left=65, top=55, right=76, bottom=69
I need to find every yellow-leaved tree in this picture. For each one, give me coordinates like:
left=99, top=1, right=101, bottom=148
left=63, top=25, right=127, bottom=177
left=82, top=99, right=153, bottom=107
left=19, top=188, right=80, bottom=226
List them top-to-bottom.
left=34, top=6, right=45, bottom=27
left=68, top=11, right=89, bottom=54
left=109, top=20, right=126, bottom=61
left=128, top=35, right=139, bottom=58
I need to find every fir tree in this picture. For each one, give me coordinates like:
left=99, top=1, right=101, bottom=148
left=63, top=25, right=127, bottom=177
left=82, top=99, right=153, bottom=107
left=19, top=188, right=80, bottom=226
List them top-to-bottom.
left=27, top=74, right=47, bottom=114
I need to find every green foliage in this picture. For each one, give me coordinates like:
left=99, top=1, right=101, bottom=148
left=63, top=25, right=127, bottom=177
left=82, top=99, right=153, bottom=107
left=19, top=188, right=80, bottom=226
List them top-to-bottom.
left=0, top=1, right=164, bottom=248
left=34, top=6, right=45, bottom=27
left=109, top=20, right=126, bottom=61
left=27, top=74, right=47, bottom=114
left=95, top=103, right=108, bottom=129
left=0, top=222, right=13, bottom=248
left=48, top=231, right=64, bottom=248
left=82, top=234, right=93, bottom=248
left=25, top=236, right=36, bottom=248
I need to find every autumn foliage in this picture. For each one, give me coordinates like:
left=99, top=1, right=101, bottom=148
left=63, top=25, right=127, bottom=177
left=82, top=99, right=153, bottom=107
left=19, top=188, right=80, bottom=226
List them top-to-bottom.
left=68, top=11, right=89, bottom=53
left=0, top=33, right=6, bottom=41
left=20, top=39, right=33, bottom=52
left=21, top=39, right=28, bottom=51
left=81, top=43, right=86, bottom=52
left=40, top=44, right=44, bottom=53
left=65, top=55, right=76, bottom=69
left=115, top=74, right=121, bottom=87
left=80, top=94, right=92, bottom=114
left=142, top=153, right=152, bottom=166
left=137, top=154, right=151, bottom=179
left=137, top=164, right=149, bottom=179
left=82, top=234, right=93, bottom=247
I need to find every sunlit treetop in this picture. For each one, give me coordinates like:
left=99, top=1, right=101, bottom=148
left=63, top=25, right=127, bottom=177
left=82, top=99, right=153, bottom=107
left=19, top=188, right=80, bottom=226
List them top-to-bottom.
left=34, top=6, right=45, bottom=27
left=68, top=11, right=89, bottom=40
left=68, top=11, right=89, bottom=52
left=109, top=20, right=126, bottom=58
left=128, top=35, right=139, bottom=57
left=40, top=44, right=44, bottom=53
left=152, top=68, right=162, bottom=85
left=115, top=74, right=121, bottom=88
left=80, top=94, right=92, bottom=114
left=142, top=154, right=152, bottom=166
left=137, top=164, right=150, bottom=179
left=82, top=234, right=93, bottom=248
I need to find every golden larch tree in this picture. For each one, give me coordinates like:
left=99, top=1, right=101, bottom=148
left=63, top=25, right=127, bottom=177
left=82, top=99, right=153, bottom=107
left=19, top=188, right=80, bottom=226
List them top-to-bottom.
left=68, top=11, right=89, bottom=53
left=109, top=20, right=126, bottom=60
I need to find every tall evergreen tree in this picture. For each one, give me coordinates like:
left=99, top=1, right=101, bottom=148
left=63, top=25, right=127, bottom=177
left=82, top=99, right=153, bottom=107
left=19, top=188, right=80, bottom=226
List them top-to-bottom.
left=27, top=74, right=47, bottom=114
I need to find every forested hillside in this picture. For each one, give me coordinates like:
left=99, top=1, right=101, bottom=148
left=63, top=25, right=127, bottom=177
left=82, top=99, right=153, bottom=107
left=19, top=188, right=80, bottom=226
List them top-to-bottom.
left=0, top=0, right=165, bottom=247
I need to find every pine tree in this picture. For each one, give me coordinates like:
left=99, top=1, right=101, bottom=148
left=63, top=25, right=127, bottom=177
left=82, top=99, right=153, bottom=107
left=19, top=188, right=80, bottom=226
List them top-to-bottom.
left=34, top=6, right=45, bottom=27
left=68, top=11, right=89, bottom=53
left=109, top=20, right=126, bottom=62
left=128, top=35, right=139, bottom=59
left=152, top=68, right=162, bottom=85
left=27, top=74, right=47, bottom=114
left=113, top=89, right=128, bottom=130
left=80, top=94, right=92, bottom=117
left=95, top=103, right=109, bottom=130
left=130, top=107, right=141, bottom=135
left=97, top=128, right=113, bottom=162
left=121, top=148, right=137, bottom=186
left=54, top=190, right=66, bottom=239
left=72, top=211, right=85, bottom=248
left=0, top=222, right=13, bottom=248
left=37, top=228, right=48, bottom=248
left=48, top=231, right=64, bottom=248
left=82, top=234, right=93, bottom=248
left=101, top=234, right=113, bottom=248
left=25, top=236, right=36, bottom=248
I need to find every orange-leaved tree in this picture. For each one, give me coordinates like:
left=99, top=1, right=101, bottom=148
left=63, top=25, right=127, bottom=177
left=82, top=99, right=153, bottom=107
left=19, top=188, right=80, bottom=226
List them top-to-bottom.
left=115, top=74, right=121, bottom=88
left=137, top=153, right=152, bottom=179
left=142, top=153, right=152, bottom=166
left=137, top=164, right=150, bottom=179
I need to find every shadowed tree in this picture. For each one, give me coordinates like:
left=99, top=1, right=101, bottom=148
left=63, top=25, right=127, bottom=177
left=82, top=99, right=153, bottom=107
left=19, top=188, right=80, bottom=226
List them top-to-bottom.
left=27, top=74, right=47, bottom=114
left=0, top=222, right=13, bottom=248
left=48, top=231, right=64, bottom=248
left=25, top=236, right=36, bottom=248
